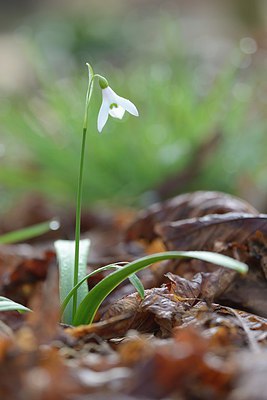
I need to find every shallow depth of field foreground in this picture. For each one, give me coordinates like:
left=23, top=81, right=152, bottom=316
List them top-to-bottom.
left=0, top=1, right=267, bottom=400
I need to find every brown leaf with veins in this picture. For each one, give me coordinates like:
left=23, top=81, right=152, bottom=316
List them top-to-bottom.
left=125, top=191, right=258, bottom=244
left=126, top=191, right=267, bottom=317
left=157, top=212, right=267, bottom=252
left=158, top=214, right=267, bottom=317
left=68, top=286, right=189, bottom=339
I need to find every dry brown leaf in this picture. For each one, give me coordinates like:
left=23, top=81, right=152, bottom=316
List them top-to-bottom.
left=125, top=191, right=258, bottom=244
left=129, top=327, right=235, bottom=399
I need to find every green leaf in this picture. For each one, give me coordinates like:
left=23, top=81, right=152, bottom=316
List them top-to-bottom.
left=0, top=220, right=60, bottom=245
left=55, top=239, right=90, bottom=324
left=74, top=250, right=248, bottom=326
left=60, top=263, right=144, bottom=318
left=128, top=273, right=145, bottom=299
left=0, top=296, right=31, bottom=313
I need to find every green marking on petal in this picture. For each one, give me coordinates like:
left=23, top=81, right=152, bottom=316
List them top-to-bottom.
left=110, top=103, right=118, bottom=109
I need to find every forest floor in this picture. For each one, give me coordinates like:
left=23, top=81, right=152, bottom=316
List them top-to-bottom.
left=0, top=190, right=267, bottom=400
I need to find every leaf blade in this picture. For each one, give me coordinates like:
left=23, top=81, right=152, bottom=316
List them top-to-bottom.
left=0, top=220, right=59, bottom=245
left=55, top=239, right=90, bottom=324
left=74, top=250, right=248, bottom=326
left=60, top=264, right=144, bottom=317
left=128, top=273, right=145, bottom=299
left=0, top=296, right=30, bottom=313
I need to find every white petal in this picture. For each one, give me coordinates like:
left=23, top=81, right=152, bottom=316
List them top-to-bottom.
left=103, top=86, right=118, bottom=103
left=116, top=96, right=139, bottom=117
left=97, top=99, right=110, bottom=133
left=109, top=105, right=125, bottom=119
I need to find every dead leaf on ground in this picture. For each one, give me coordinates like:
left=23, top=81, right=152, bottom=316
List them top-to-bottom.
left=1, top=190, right=267, bottom=399
left=125, top=191, right=258, bottom=244
left=158, top=214, right=267, bottom=317
left=0, top=247, right=55, bottom=307
left=128, top=327, right=235, bottom=399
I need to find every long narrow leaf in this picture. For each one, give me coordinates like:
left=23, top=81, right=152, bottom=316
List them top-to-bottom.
left=0, top=220, right=59, bottom=245
left=55, top=239, right=90, bottom=324
left=74, top=251, right=248, bottom=326
left=60, top=263, right=144, bottom=318
left=60, top=264, right=119, bottom=317
left=128, top=274, right=145, bottom=299
left=0, top=296, right=30, bottom=313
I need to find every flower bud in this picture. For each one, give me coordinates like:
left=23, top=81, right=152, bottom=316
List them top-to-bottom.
left=98, top=76, right=109, bottom=89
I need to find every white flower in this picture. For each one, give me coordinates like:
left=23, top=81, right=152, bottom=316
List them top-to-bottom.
left=97, top=86, right=139, bottom=132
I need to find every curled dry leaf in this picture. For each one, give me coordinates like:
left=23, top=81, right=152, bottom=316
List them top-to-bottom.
left=1, top=190, right=267, bottom=399
left=125, top=191, right=258, bottom=244
left=125, top=191, right=267, bottom=317
left=156, top=213, right=267, bottom=252
left=159, top=214, right=267, bottom=317
left=0, top=248, right=55, bottom=310
left=74, top=267, right=267, bottom=349
left=165, top=270, right=233, bottom=303
left=68, top=286, right=188, bottom=340
left=66, top=313, right=144, bottom=341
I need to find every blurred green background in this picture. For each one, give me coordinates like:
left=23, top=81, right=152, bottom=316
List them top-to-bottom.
left=1, top=0, right=267, bottom=216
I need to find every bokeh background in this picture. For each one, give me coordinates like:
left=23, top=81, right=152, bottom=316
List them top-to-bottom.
left=1, top=0, right=267, bottom=219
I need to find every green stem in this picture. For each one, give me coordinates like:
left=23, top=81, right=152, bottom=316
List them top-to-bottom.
left=72, top=63, right=95, bottom=319
left=72, top=64, right=105, bottom=320
left=72, top=126, right=87, bottom=318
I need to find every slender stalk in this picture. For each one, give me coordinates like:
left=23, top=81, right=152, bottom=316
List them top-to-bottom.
left=72, top=63, right=95, bottom=320
left=72, top=126, right=87, bottom=318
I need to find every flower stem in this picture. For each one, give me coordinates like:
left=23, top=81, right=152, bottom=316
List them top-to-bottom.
left=72, top=63, right=95, bottom=321
left=72, top=126, right=87, bottom=318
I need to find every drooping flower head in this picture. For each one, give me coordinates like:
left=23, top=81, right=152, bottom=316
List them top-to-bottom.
left=97, top=77, right=139, bottom=133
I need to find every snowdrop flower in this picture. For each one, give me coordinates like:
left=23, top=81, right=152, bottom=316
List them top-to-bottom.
left=97, top=77, right=139, bottom=133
